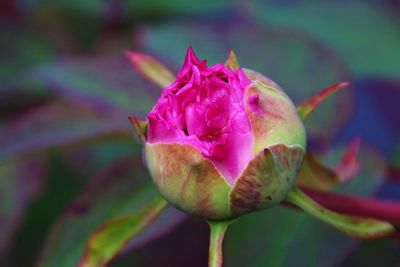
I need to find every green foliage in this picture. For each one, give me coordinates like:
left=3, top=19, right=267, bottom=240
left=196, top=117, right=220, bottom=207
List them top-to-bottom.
left=1, top=1, right=399, bottom=266
left=37, top=157, right=185, bottom=267
left=79, top=196, right=168, bottom=267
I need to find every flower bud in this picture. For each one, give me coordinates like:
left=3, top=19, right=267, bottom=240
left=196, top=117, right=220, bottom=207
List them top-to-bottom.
left=131, top=48, right=306, bottom=220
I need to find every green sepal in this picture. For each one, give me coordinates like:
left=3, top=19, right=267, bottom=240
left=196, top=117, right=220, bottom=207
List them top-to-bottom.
left=225, top=50, right=240, bottom=70
left=243, top=82, right=307, bottom=155
left=128, top=116, right=147, bottom=143
left=145, top=143, right=231, bottom=220
left=229, top=144, right=305, bottom=217
left=286, top=186, right=395, bottom=239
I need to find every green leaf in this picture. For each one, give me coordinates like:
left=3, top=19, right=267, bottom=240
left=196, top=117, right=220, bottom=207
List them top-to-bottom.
left=125, top=0, right=231, bottom=17
left=126, top=51, right=175, bottom=88
left=297, top=82, right=349, bottom=120
left=297, top=138, right=361, bottom=191
left=326, top=143, right=385, bottom=196
left=225, top=144, right=388, bottom=267
left=297, top=152, right=340, bottom=191
left=37, top=156, right=186, bottom=267
left=286, top=186, right=395, bottom=239
left=79, top=196, right=168, bottom=267
left=225, top=206, right=307, bottom=267
left=340, top=238, right=400, bottom=267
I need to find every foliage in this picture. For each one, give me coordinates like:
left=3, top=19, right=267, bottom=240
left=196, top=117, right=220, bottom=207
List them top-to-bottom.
left=1, top=1, right=399, bottom=266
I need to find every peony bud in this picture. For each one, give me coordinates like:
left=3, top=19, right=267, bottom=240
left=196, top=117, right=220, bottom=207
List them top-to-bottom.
left=130, top=48, right=306, bottom=220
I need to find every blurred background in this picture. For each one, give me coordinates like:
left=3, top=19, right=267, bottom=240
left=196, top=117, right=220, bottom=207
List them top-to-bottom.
left=1, top=0, right=400, bottom=266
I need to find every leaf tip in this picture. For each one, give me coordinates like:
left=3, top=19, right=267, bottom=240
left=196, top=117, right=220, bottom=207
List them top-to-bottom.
left=225, top=49, right=240, bottom=70
left=297, top=81, right=351, bottom=120
left=128, top=116, right=147, bottom=143
left=335, top=137, right=362, bottom=182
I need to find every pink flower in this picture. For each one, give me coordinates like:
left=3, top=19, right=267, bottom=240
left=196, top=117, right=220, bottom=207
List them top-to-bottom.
left=129, top=48, right=306, bottom=220
left=146, top=48, right=254, bottom=185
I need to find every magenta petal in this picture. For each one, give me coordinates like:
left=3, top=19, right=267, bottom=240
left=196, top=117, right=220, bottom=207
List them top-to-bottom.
left=146, top=48, right=254, bottom=184
left=185, top=103, right=207, bottom=137
left=147, top=114, right=181, bottom=143
left=210, top=130, right=254, bottom=185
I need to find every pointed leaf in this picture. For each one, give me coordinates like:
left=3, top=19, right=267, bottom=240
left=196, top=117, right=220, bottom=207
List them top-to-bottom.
left=225, top=50, right=240, bottom=70
left=126, top=51, right=175, bottom=88
left=297, top=82, right=349, bottom=120
left=0, top=101, right=128, bottom=160
left=128, top=116, right=147, bottom=143
left=334, top=138, right=361, bottom=182
left=297, top=139, right=361, bottom=190
left=324, top=142, right=383, bottom=196
left=224, top=144, right=389, bottom=267
left=296, top=152, right=339, bottom=191
left=37, top=156, right=186, bottom=267
left=286, top=186, right=395, bottom=239
left=302, top=187, right=400, bottom=226
left=79, top=196, right=168, bottom=267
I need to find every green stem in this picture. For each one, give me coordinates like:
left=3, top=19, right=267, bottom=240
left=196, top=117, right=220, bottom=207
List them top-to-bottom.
left=286, top=186, right=395, bottom=239
left=207, top=220, right=234, bottom=267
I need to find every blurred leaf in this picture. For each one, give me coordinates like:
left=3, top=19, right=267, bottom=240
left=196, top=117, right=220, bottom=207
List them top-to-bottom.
left=21, top=0, right=104, bottom=15
left=23, top=0, right=232, bottom=18
left=125, top=0, right=231, bottom=17
left=254, top=2, right=400, bottom=78
left=143, top=20, right=353, bottom=139
left=0, top=27, right=54, bottom=90
left=0, top=27, right=53, bottom=118
left=225, top=50, right=240, bottom=70
left=126, top=51, right=175, bottom=88
left=35, top=54, right=159, bottom=115
left=297, top=82, right=349, bottom=120
left=0, top=101, right=127, bottom=160
left=128, top=116, right=147, bottom=143
left=297, top=138, right=361, bottom=190
left=333, top=138, right=361, bottom=182
left=225, top=143, right=387, bottom=267
left=327, top=144, right=386, bottom=196
left=297, top=152, right=340, bottom=191
left=37, top=156, right=186, bottom=267
left=0, top=157, right=47, bottom=261
left=287, top=186, right=395, bottom=239
left=301, top=188, right=400, bottom=227
left=79, top=196, right=168, bottom=267
left=340, top=239, right=400, bottom=267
